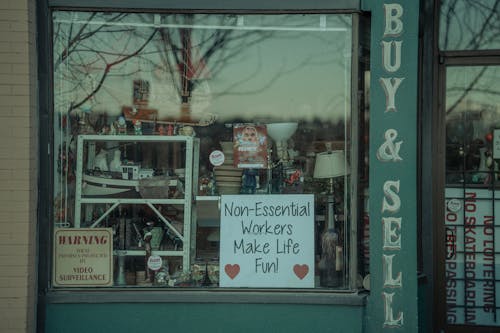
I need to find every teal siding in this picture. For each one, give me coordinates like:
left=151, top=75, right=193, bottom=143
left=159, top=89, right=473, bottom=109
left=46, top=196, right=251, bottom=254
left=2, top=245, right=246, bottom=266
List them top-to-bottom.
left=364, top=0, right=420, bottom=331
left=45, top=303, right=364, bottom=333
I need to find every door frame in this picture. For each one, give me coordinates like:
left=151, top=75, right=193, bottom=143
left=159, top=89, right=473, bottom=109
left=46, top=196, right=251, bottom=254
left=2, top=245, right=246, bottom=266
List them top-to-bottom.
left=434, top=51, right=500, bottom=333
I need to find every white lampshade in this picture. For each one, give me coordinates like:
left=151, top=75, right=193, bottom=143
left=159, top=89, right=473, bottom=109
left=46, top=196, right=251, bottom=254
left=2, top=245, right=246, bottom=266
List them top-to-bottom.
left=267, top=122, right=298, bottom=142
left=314, top=150, right=350, bottom=179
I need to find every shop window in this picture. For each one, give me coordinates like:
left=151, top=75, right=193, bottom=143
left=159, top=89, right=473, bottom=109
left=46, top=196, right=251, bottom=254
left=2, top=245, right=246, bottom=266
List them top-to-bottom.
left=51, top=11, right=367, bottom=290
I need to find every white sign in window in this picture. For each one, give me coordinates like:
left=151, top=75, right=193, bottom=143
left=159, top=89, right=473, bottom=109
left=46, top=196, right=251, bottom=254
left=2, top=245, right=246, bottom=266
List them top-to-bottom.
left=445, top=188, right=500, bottom=326
left=219, top=194, right=315, bottom=288
left=53, top=228, right=113, bottom=287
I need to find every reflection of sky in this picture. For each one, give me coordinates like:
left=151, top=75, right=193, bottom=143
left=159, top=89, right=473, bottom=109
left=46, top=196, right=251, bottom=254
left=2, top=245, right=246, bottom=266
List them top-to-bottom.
left=439, top=0, right=500, bottom=51
left=53, top=13, right=351, bottom=123
left=207, top=29, right=350, bottom=122
left=445, top=66, right=500, bottom=144
left=446, top=66, right=500, bottom=117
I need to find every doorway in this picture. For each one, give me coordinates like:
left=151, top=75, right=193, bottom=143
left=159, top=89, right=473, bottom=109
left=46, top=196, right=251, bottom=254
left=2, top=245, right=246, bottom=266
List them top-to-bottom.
left=438, top=59, right=500, bottom=332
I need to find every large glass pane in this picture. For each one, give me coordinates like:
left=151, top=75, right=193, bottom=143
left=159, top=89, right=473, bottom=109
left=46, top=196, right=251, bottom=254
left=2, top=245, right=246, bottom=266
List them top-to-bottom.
left=439, top=0, right=500, bottom=51
left=52, top=11, right=355, bottom=289
left=445, top=66, right=500, bottom=326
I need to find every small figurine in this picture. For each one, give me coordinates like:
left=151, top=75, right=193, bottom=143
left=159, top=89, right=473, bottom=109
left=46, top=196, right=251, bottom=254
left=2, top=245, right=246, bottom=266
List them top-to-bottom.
left=116, top=116, right=127, bottom=134
left=134, top=120, right=142, bottom=135
left=109, top=122, right=117, bottom=135
left=167, top=124, right=174, bottom=136
left=158, top=125, right=166, bottom=136
left=178, top=125, right=195, bottom=136
left=94, top=149, right=109, bottom=172
left=207, top=172, right=218, bottom=196
left=198, top=175, right=210, bottom=196
left=155, top=264, right=170, bottom=286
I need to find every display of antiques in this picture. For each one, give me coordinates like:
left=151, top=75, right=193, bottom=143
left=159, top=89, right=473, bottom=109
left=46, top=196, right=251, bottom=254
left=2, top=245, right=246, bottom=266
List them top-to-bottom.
left=50, top=5, right=363, bottom=291
left=53, top=75, right=352, bottom=288
left=446, top=108, right=500, bottom=185
left=81, top=147, right=182, bottom=199
left=313, top=147, right=349, bottom=287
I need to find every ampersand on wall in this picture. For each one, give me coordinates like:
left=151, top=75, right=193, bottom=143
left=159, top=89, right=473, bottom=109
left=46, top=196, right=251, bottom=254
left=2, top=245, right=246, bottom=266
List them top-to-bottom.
left=377, top=129, right=403, bottom=162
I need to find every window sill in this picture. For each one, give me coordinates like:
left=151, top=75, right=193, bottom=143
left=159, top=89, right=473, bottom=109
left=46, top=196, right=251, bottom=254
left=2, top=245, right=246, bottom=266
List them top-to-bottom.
left=44, top=288, right=367, bottom=306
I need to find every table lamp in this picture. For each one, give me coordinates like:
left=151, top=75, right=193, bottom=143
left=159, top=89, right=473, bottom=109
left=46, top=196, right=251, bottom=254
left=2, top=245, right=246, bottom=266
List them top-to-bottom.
left=266, top=122, right=298, bottom=193
left=267, top=122, right=298, bottom=163
left=314, top=148, right=349, bottom=287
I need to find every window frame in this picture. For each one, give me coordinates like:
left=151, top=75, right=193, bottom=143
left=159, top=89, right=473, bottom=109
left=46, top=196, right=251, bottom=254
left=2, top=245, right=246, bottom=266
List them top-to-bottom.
left=47, top=0, right=361, bottom=11
left=38, top=1, right=368, bottom=304
left=433, top=2, right=500, bottom=330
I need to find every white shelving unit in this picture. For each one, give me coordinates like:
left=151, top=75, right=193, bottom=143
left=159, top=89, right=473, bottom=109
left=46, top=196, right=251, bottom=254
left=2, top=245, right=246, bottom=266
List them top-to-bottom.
left=74, top=134, right=199, bottom=271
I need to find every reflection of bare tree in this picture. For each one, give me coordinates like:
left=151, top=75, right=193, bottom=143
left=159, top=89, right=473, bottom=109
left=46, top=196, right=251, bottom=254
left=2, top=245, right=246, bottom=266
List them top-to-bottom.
left=441, top=0, right=500, bottom=114
left=441, top=0, right=500, bottom=50
left=55, top=12, right=348, bottom=124
left=54, top=13, right=278, bottom=118
left=54, top=13, right=159, bottom=113
left=54, top=13, right=127, bottom=68
left=153, top=14, right=274, bottom=118
left=152, top=15, right=346, bottom=118
left=206, top=23, right=349, bottom=99
left=446, top=66, right=489, bottom=114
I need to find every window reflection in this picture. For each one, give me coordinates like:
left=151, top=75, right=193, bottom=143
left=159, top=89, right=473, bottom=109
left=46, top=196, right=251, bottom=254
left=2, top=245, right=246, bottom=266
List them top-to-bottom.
left=439, top=0, right=500, bottom=50
left=52, top=12, right=355, bottom=289
left=444, top=66, right=500, bottom=326
left=445, top=66, right=500, bottom=185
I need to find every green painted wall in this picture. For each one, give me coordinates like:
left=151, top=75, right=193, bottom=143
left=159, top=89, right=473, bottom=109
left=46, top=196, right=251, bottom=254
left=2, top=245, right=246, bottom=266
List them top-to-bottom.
left=45, top=303, right=364, bottom=333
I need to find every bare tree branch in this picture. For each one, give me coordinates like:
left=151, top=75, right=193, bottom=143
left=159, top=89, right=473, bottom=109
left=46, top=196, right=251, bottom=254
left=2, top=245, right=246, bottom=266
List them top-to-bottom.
left=69, top=29, right=158, bottom=112
left=446, top=66, right=488, bottom=114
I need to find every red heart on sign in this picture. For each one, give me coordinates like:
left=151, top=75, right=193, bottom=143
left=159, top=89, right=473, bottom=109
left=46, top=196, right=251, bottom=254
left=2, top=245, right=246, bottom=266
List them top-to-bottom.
left=225, top=264, right=240, bottom=279
left=293, top=264, right=309, bottom=280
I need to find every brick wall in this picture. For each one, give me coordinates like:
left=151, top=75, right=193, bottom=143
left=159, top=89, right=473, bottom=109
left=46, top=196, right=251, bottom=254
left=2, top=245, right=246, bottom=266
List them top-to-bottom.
left=0, top=0, right=38, bottom=332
